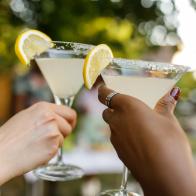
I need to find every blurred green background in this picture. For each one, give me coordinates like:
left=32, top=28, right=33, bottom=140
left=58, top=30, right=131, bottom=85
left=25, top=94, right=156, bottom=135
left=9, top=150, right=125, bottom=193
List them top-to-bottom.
left=0, top=0, right=181, bottom=74
left=1, top=0, right=196, bottom=195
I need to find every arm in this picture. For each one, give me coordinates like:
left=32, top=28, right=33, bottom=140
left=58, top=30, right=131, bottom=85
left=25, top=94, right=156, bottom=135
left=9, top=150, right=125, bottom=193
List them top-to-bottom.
left=98, top=86, right=196, bottom=196
left=0, top=102, right=76, bottom=185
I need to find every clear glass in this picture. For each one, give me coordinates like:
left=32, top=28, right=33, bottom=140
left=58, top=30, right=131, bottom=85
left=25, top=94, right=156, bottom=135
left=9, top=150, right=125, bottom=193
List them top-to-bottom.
left=33, top=41, right=94, bottom=181
left=100, top=58, right=189, bottom=196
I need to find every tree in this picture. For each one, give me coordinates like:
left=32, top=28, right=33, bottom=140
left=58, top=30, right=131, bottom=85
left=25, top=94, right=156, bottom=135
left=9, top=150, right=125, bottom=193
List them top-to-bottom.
left=0, top=0, right=183, bottom=72
left=0, top=0, right=22, bottom=73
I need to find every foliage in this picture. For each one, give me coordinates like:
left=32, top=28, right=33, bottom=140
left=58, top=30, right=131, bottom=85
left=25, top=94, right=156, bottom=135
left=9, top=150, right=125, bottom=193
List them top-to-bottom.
left=0, top=0, right=171, bottom=74
left=0, top=0, right=187, bottom=73
left=0, top=1, right=22, bottom=73
left=177, top=72, right=196, bottom=98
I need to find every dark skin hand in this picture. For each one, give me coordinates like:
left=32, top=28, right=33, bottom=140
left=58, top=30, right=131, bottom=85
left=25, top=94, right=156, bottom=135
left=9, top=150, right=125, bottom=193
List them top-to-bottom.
left=98, top=86, right=196, bottom=196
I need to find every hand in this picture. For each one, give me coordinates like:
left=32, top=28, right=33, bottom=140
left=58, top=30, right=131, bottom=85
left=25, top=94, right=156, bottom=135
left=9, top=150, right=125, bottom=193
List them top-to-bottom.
left=98, top=86, right=196, bottom=196
left=0, top=102, right=76, bottom=185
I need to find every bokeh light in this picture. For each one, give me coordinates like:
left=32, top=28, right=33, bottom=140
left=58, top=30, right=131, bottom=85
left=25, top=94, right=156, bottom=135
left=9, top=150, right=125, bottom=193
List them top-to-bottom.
left=139, top=0, right=180, bottom=46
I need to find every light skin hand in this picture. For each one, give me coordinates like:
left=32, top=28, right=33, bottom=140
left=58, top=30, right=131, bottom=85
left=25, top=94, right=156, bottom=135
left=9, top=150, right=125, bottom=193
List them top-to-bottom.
left=98, top=86, right=196, bottom=196
left=0, top=102, right=76, bottom=185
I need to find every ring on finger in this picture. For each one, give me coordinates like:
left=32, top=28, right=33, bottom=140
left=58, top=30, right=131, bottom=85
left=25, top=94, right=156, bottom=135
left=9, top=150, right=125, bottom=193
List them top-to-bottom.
left=105, top=92, right=119, bottom=108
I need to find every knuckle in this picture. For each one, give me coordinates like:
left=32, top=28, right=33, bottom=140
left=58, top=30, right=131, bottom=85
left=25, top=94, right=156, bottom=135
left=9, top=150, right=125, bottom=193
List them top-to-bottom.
left=162, top=96, right=175, bottom=106
left=168, top=96, right=176, bottom=105
left=158, top=97, right=176, bottom=113
left=159, top=99, right=169, bottom=108
left=34, top=101, right=48, bottom=109
left=33, top=102, right=53, bottom=115
left=34, top=111, right=55, bottom=128
left=41, top=111, right=55, bottom=122
left=46, top=122, right=58, bottom=136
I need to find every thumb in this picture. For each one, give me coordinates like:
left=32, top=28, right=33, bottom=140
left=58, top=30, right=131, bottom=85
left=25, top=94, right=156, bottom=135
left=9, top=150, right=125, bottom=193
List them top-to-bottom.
left=154, top=87, right=181, bottom=117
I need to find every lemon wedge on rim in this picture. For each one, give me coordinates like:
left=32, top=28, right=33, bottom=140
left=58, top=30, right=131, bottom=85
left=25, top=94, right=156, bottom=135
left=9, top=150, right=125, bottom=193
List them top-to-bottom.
left=15, top=29, right=52, bottom=65
left=83, top=44, right=113, bottom=89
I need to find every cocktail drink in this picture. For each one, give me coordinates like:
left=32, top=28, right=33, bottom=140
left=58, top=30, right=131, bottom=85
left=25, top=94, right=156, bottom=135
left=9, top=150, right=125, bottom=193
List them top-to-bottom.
left=34, top=42, right=93, bottom=181
left=100, top=58, right=189, bottom=196
left=102, top=59, right=184, bottom=108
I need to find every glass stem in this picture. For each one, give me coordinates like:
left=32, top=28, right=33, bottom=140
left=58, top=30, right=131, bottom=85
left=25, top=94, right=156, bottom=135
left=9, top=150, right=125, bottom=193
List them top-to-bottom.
left=54, top=95, right=75, bottom=165
left=57, top=148, right=63, bottom=163
left=120, top=166, right=129, bottom=192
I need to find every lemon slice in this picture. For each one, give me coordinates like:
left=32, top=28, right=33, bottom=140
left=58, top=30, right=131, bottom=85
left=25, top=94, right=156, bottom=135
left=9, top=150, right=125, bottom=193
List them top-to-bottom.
left=15, top=29, right=52, bottom=65
left=83, top=44, right=113, bottom=89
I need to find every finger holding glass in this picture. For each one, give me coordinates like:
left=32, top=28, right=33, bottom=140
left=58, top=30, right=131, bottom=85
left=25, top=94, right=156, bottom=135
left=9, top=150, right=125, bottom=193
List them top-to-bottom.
left=98, top=59, right=189, bottom=196
left=98, top=85, right=196, bottom=196
left=0, top=102, right=76, bottom=185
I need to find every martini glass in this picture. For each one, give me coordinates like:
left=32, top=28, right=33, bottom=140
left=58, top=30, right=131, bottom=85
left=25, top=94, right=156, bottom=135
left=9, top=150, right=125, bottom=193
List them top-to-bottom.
left=34, top=41, right=93, bottom=181
left=100, top=58, right=189, bottom=196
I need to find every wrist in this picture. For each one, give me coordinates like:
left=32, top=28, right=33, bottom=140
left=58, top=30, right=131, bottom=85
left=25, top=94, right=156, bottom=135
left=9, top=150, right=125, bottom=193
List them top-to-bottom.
left=0, top=128, right=15, bottom=185
left=0, top=161, right=12, bottom=185
left=142, top=170, right=196, bottom=196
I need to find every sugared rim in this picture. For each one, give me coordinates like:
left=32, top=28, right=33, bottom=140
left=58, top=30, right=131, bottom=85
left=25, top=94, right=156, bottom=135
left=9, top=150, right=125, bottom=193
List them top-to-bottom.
left=35, top=41, right=95, bottom=59
left=50, top=41, right=94, bottom=51
left=108, top=58, right=190, bottom=73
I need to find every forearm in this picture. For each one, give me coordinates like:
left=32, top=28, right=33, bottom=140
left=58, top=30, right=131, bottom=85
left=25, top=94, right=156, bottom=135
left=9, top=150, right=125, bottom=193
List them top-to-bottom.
left=0, top=128, right=15, bottom=185
left=0, top=147, right=14, bottom=185
left=0, top=161, right=12, bottom=186
left=142, top=169, right=196, bottom=196
left=144, top=187, right=196, bottom=196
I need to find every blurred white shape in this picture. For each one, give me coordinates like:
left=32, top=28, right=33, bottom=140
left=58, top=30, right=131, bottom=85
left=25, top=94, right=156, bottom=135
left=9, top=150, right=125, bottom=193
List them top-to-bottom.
left=9, top=0, right=36, bottom=26
left=10, top=0, right=26, bottom=12
left=110, top=0, right=121, bottom=2
left=138, top=0, right=179, bottom=46
left=141, top=0, right=154, bottom=8
left=172, top=0, right=196, bottom=71
left=174, top=0, right=196, bottom=48
left=159, top=1, right=174, bottom=15
left=163, top=13, right=179, bottom=30
left=144, top=21, right=156, bottom=35
left=138, top=22, right=146, bottom=35
left=150, top=25, right=167, bottom=45
left=165, top=32, right=180, bottom=46
left=193, top=71, right=196, bottom=79
left=63, top=149, right=123, bottom=175
left=81, top=178, right=101, bottom=196
left=127, top=181, right=144, bottom=196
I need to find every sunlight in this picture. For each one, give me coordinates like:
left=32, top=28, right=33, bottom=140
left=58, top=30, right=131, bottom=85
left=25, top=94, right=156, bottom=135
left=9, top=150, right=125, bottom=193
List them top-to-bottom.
left=172, top=0, right=196, bottom=71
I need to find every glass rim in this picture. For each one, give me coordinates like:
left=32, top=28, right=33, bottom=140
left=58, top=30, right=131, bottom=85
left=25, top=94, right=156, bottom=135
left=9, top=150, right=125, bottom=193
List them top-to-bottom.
left=34, top=41, right=94, bottom=60
left=50, top=41, right=95, bottom=49
left=107, top=58, right=190, bottom=73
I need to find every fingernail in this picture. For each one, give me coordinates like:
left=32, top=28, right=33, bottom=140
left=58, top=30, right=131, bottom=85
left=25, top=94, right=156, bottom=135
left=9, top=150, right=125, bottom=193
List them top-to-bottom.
left=170, top=87, right=181, bottom=101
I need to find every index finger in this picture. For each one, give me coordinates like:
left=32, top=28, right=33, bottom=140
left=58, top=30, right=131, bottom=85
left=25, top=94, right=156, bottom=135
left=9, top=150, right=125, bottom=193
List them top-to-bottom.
left=98, top=85, right=124, bottom=110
